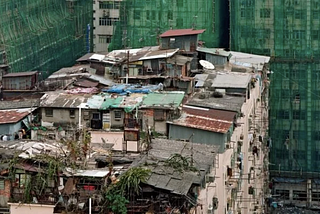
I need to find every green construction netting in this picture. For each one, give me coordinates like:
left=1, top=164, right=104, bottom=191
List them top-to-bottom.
left=0, top=0, right=92, bottom=78
left=109, top=0, right=229, bottom=51
left=230, top=0, right=320, bottom=174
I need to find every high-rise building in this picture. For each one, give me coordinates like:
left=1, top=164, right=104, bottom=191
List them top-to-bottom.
left=0, top=0, right=92, bottom=78
left=93, top=0, right=121, bottom=53
left=108, top=0, right=229, bottom=50
left=231, top=0, right=320, bottom=206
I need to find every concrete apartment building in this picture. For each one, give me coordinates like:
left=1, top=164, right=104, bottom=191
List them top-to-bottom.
left=93, top=0, right=121, bottom=53
left=230, top=0, right=320, bottom=208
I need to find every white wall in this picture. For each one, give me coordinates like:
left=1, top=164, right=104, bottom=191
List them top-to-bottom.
left=93, top=0, right=122, bottom=53
left=9, top=203, right=55, bottom=214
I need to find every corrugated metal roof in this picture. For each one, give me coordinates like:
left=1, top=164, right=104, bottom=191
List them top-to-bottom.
left=160, top=28, right=206, bottom=37
left=197, top=47, right=231, bottom=57
left=139, top=48, right=179, bottom=60
left=229, top=51, right=270, bottom=71
left=76, top=53, right=94, bottom=62
left=89, top=54, right=105, bottom=62
left=3, top=71, right=38, bottom=77
left=211, top=72, right=251, bottom=89
left=40, top=92, right=92, bottom=108
left=141, top=92, right=185, bottom=109
left=187, top=93, right=245, bottom=112
left=100, top=96, right=123, bottom=110
left=183, top=105, right=236, bottom=121
left=0, top=108, right=34, bottom=124
left=170, top=112, right=233, bottom=134
left=131, top=139, right=219, bottom=195
left=71, top=169, right=110, bottom=178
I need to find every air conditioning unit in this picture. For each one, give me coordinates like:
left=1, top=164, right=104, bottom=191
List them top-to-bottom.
left=147, top=68, right=153, bottom=73
left=206, top=175, right=215, bottom=183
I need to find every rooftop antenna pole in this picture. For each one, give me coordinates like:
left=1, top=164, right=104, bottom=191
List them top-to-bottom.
left=126, top=50, right=129, bottom=84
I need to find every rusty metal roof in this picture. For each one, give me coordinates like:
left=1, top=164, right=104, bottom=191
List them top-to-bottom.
left=160, top=28, right=205, bottom=37
left=3, top=71, right=38, bottom=77
left=171, top=105, right=234, bottom=134
left=182, top=105, right=236, bottom=121
left=0, top=108, right=34, bottom=124
left=171, top=113, right=233, bottom=134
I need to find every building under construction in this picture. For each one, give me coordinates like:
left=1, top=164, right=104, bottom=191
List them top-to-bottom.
left=0, top=0, right=92, bottom=78
left=109, top=0, right=229, bottom=50
left=231, top=0, right=320, bottom=207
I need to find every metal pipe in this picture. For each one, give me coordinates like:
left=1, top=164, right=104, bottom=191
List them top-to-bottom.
left=89, top=198, right=92, bottom=214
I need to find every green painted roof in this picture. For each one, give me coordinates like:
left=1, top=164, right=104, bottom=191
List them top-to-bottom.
left=141, top=92, right=185, bottom=109
left=100, top=96, right=123, bottom=110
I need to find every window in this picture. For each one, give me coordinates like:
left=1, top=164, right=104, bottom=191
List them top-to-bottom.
left=176, top=0, right=183, bottom=7
left=100, top=1, right=119, bottom=9
left=240, top=8, right=245, bottom=18
left=260, top=8, right=271, bottom=18
left=134, top=10, right=141, bottom=20
left=146, top=10, right=150, bottom=20
left=294, top=10, right=304, bottom=19
left=313, top=10, right=319, bottom=19
left=168, top=11, right=173, bottom=20
left=99, top=17, right=107, bottom=25
left=177, top=18, right=183, bottom=27
left=313, top=30, right=319, bottom=40
left=99, top=35, right=112, bottom=43
left=45, top=108, right=53, bottom=117
left=70, top=109, right=75, bottom=118
left=154, top=110, right=165, bottom=121
left=278, top=110, right=289, bottom=119
left=293, top=110, right=304, bottom=119
left=114, top=111, right=122, bottom=119
left=92, top=112, right=100, bottom=120
left=14, top=173, right=31, bottom=188
left=0, top=180, right=4, bottom=190
left=275, top=190, right=290, bottom=200
left=293, top=190, right=307, bottom=201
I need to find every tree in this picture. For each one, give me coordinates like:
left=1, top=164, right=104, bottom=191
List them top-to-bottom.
left=117, top=167, right=151, bottom=196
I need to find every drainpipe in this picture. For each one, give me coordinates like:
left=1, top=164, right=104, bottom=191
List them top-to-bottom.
left=89, top=197, right=92, bottom=214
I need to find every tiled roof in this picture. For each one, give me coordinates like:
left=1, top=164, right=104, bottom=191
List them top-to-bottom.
left=160, top=28, right=206, bottom=37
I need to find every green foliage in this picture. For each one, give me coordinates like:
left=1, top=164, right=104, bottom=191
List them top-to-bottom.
left=164, top=153, right=198, bottom=172
left=117, top=167, right=151, bottom=196
left=105, top=188, right=129, bottom=214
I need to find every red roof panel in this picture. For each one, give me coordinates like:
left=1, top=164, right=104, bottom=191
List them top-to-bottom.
left=160, top=28, right=206, bottom=38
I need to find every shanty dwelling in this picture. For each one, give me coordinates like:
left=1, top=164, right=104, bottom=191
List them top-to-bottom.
left=159, top=29, right=205, bottom=52
left=197, top=47, right=232, bottom=69
left=2, top=71, right=39, bottom=91
left=139, top=91, right=185, bottom=135
left=39, top=92, right=102, bottom=140
left=0, top=108, right=35, bottom=140
left=128, top=139, right=219, bottom=214
left=0, top=141, right=66, bottom=214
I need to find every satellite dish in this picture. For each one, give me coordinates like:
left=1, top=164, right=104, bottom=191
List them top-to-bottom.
left=200, top=60, right=215, bottom=70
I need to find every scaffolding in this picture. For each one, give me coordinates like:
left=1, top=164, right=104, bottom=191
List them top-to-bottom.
left=0, top=0, right=92, bottom=78
left=109, top=0, right=229, bottom=51
left=230, top=0, right=320, bottom=175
